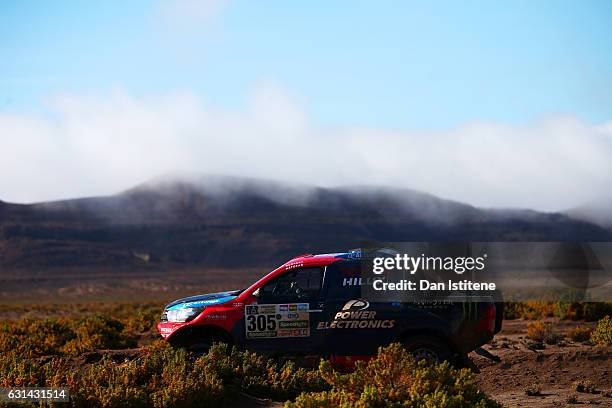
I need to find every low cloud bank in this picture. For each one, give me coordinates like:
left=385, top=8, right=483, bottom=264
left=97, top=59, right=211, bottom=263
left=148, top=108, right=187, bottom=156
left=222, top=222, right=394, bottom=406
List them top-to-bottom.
left=1, top=84, right=611, bottom=213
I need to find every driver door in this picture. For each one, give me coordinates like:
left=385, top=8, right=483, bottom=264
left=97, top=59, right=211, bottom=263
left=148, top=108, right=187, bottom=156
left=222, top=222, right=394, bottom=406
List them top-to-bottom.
left=244, top=267, right=326, bottom=354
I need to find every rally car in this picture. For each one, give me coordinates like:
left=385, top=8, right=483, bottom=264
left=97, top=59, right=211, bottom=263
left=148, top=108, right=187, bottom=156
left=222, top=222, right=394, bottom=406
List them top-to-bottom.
left=157, top=250, right=503, bottom=363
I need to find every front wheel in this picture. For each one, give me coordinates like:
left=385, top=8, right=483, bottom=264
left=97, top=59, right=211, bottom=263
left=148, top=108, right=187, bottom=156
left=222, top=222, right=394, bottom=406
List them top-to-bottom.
left=168, top=328, right=228, bottom=354
left=402, top=335, right=453, bottom=364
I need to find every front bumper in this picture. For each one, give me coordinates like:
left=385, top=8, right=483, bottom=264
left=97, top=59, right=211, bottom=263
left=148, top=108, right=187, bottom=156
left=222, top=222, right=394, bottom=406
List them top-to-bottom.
left=157, top=321, right=187, bottom=339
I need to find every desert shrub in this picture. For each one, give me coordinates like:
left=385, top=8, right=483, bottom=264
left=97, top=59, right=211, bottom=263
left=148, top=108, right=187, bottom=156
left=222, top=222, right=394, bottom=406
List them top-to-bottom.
left=0, top=302, right=163, bottom=331
left=502, top=302, right=523, bottom=320
left=504, top=302, right=612, bottom=321
left=504, top=302, right=556, bottom=320
left=554, top=302, right=573, bottom=320
left=0, top=303, right=502, bottom=408
left=582, top=303, right=612, bottom=321
left=121, top=308, right=159, bottom=334
left=0, top=315, right=136, bottom=358
left=61, top=315, right=136, bottom=354
left=590, top=315, right=612, bottom=346
left=0, top=318, right=75, bottom=358
left=526, top=321, right=554, bottom=343
left=567, top=326, right=593, bottom=342
left=546, top=333, right=564, bottom=345
left=525, top=340, right=545, bottom=350
left=0, top=341, right=500, bottom=408
left=206, top=343, right=327, bottom=400
left=286, top=343, right=500, bottom=408
left=64, top=346, right=225, bottom=408
left=0, top=353, right=46, bottom=387
left=0, top=353, right=69, bottom=394
left=574, top=379, right=597, bottom=394
left=524, top=383, right=542, bottom=396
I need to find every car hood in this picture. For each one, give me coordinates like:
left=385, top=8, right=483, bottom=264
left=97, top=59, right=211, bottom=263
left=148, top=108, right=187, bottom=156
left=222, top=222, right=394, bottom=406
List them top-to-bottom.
left=165, top=290, right=240, bottom=311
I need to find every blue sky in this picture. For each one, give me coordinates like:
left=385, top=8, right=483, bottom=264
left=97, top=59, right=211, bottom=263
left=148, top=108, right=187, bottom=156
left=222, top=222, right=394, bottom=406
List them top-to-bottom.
left=2, top=0, right=611, bottom=129
left=1, top=1, right=611, bottom=209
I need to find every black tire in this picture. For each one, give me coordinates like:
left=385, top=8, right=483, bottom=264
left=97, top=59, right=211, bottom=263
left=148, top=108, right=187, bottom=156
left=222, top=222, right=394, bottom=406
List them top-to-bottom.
left=169, top=328, right=227, bottom=354
left=183, top=335, right=222, bottom=353
left=402, top=335, right=453, bottom=364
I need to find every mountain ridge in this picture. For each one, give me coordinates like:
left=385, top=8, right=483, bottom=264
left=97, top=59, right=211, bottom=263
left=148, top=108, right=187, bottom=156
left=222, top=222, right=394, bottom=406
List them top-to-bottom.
left=1, top=175, right=610, bottom=272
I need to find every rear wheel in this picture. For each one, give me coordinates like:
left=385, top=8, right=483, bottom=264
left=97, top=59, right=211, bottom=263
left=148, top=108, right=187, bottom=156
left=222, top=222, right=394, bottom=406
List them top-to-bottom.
left=402, top=335, right=453, bottom=364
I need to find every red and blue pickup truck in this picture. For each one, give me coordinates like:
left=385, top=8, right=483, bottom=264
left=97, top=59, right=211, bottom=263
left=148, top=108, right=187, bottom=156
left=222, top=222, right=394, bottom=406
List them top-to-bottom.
left=157, top=250, right=503, bottom=364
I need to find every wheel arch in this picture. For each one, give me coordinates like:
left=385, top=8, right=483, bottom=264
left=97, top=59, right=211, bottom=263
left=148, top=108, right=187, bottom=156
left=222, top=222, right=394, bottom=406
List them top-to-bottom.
left=168, top=323, right=234, bottom=348
left=397, top=328, right=458, bottom=354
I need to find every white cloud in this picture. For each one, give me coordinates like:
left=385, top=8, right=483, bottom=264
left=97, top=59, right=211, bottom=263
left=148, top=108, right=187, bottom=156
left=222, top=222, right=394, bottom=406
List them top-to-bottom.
left=1, top=83, right=611, bottom=212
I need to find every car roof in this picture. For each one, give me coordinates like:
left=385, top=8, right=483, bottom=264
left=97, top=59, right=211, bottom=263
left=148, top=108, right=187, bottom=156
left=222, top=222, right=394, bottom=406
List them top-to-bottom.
left=238, top=248, right=402, bottom=298
left=239, top=250, right=362, bottom=298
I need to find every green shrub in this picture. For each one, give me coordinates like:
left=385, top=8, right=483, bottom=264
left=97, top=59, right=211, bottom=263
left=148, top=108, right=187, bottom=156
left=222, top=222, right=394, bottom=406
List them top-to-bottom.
left=503, top=302, right=612, bottom=321
left=0, top=306, right=501, bottom=408
left=0, top=315, right=136, bottom=358
left=61, top=315, right=135, bottom=354
left=590, top=315, right=612, bottom=346
left=0, top=318, right=74, bottom=358
left=526, top=321, right=553, bottom=343
left=567, top=326, right=593, bottom=342
left=0, top=342, right=326, bottom=407
left=206, top=343, right=327, bottom=400
left=286, top=343, right=500, bottom=408
left=64, top=346, right=225, bottom=408
left=0, top=353, right=46, bottom=387
left=574, top=379, right=597, bottom=394
left=524, top=383, right=542, bottom=396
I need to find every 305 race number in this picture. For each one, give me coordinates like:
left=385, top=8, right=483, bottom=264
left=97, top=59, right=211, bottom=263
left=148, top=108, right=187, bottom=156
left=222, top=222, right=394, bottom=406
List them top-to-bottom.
left=245, top=303, right=310, bottom=338
left=246, top=314, right=277, bottom=332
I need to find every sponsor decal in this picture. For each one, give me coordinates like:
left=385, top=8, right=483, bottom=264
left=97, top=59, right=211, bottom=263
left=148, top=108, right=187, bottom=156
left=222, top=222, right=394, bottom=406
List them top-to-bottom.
left=347, top=249, right=361, bottom=259
left=285, top=261, right=304, bottom=270
left=342, top=277, right=385, bottom=287
left=167, top=295, right=237, bottom=310
left=317, top=298, right=395, bottom=330
left=342, top=299, right=369, bottom=311
left=245, top=303, right=310, bottom=339
left=246, top=304, right=276, bottom=315
left=245, top=305, right=259, bottom=315
left=259, top=305, right=277, bottom=314
left=205, top=313, right=227, bottom=320
left=279, top=320, right=309, bottom=329
left=278, top=328, right=309, bottom=337
left=247, top=331, right=277, bottom=338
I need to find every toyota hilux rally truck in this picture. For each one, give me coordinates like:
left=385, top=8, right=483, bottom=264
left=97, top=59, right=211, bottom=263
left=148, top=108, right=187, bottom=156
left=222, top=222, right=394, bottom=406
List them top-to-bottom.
left=157, top=250, right=503, bottom=364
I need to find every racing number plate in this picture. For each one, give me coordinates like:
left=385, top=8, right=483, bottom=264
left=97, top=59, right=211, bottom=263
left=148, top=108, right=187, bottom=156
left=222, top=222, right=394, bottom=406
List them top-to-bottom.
left=245, top=303, right=310, bottom=338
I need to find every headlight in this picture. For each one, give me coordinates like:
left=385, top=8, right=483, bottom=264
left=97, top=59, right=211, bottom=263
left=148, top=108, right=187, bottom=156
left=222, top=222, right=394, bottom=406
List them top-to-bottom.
left=166, top=307, right=205, bottom=323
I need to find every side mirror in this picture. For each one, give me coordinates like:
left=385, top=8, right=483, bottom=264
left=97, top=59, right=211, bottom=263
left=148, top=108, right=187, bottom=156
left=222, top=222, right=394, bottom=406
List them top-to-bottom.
left=252, top=288, right=261, bottom=298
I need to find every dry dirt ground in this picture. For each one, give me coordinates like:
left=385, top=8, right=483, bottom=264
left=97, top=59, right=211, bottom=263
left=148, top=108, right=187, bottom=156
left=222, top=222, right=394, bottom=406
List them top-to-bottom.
left=472, top=319, right=612, bottom=407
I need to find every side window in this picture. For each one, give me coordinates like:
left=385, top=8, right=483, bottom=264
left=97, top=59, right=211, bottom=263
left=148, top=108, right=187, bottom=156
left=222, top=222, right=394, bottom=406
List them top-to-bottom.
left=324, top=261, right=362, bottom=300
left=260, top=267, right=323, bottom=303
